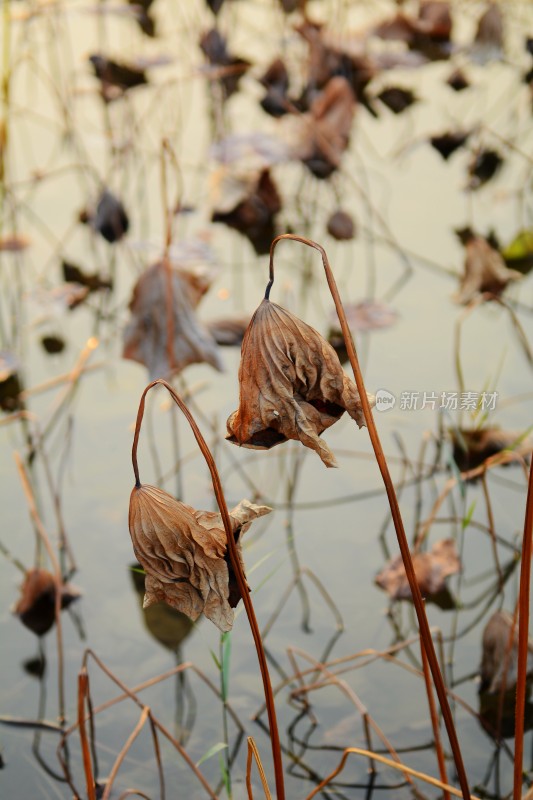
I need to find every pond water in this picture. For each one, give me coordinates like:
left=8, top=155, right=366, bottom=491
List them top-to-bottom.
left=1, top=1, right=533, bottom=798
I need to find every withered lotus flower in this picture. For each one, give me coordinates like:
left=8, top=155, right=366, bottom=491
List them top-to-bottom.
left=226, top=298, right=373, bottom=468
left=129, top=484, right=271, bottom=632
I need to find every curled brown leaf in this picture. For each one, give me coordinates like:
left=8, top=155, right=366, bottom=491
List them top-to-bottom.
left=226, top=298, right=373, bottom=467
left=128, top=484, right=271, bottom=632
left=375, top=539, right=461, bottom=602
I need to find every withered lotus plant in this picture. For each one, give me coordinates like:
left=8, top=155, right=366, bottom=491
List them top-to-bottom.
left=225, top=235, right=471, bottom=799
left=226, top=240, right=374, bottom=467
left=128, top=379, right=284, bottom=797
left=128, top=381, right=270, bottom=632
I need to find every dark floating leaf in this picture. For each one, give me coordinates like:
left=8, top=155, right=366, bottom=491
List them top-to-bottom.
left=126, top=0, right=156, bottom=36
left=206, top=0, right=225, bottom=15
left=296, top=21, right=375, bottom=112
left=200, top=28, right=251, bottom=98
left=527, top=37, right=533, bottom=56
left=89, top=54, right=147, bottom=101
left=259, top=58, right=291, bottom=117
left=525, top=64, right=533, bottom=86
left=446, top=67, right=470, bottom=91
left=377, top=86, right=417, bottom=114
left=429, top=130, right=469, bottom=160
left=467, top=148, right=503, bottom=190
left=212, top=168, right=281, bottom=255
left=81, top=190, right=129, bottom=243
left=327, top=209, right=356, bottom=241
left=454, top=230, right=521, bottom=304
left=62, top=260, right=113, bottom=293
left=206, top=315, right=251, bottom=346
left=41, top=335, right=66, bottom=355
left=0, top=352, right=23, bottom=412
left=450, top=427, right=532, bottom=474
left=375, top=539, right=461, bottom=603
left=130, top=564, right=194, bottom=651
left=13, top=568, right=80, bottom=637
left=480, top=610, right=533, bottom=694
left=479, top=611, right=533, bottom=738
left=23, top=655, right=47, bottom=679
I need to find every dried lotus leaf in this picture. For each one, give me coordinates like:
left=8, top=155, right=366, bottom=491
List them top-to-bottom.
left=226, top=298, right=373, bottom=467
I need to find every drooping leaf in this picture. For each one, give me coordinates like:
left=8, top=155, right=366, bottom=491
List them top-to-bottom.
left=454, top=230, right=521, bottom=304
left=123, top=260, right=223, bottom=379
left=226, top=298, right=374, bottom=468
left=128, top=486, right=271, bottom=632
left=375, top=539, right=461, bottom=602
left=13, top=568, right=80, bottom=636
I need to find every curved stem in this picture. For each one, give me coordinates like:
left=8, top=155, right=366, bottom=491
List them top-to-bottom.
left=268, top=233, right=471, bottom=800
left=131, top=379, right=285, bottom=800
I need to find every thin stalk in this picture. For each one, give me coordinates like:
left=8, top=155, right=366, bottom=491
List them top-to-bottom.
left=268, top=234, right=470, bottom=800
left=131, top=379, right=285, bottom=800
left=513, top=459, right=533, bottom=799
left=420, top=636, right=451, bottom=800
left=78, top=670, right=97, bottom=800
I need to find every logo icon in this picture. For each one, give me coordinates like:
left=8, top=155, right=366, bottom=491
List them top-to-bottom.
left=375, top=388, right=396, bottom=412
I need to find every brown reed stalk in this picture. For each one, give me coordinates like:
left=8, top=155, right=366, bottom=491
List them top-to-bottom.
left=268, top=234, right=471, bottom=799
left=131, top=379, right=285, bottom=800
left=513, top=458, right=533, bottom=799
left=420, top=636, right=451, bottom=800
left=58, top=649, right=219, bottom=800
left=78, top=669, right=97, bottom=800
left=101, top=707, right=151, bottom=800
left=246, top=737, right=272, bottom=800
left=304, top=747, right=483, bottom=800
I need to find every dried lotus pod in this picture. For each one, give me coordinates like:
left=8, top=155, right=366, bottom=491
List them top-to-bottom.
left=226, top=298, right=374, bottom=467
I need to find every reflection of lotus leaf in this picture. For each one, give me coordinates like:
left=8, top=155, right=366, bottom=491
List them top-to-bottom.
left=130, top=564, right=194, bottom=652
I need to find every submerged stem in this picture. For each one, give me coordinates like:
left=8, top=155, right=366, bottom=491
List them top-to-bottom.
left=268, top=233, right=471, bottom=800
left=131, top=379, right=285, bottom=800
